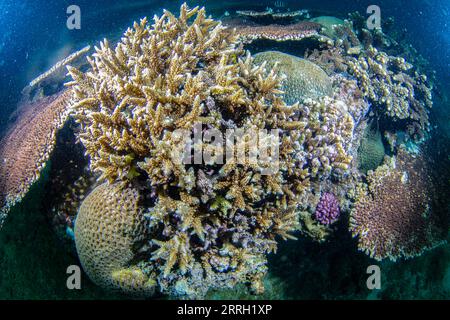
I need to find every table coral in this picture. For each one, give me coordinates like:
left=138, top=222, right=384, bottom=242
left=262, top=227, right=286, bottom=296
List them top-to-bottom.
left=236, top=9, right=309, bottom=24
left=0, top=90, right=72, bottom=227
left=350, top=148, right=446, bottom=261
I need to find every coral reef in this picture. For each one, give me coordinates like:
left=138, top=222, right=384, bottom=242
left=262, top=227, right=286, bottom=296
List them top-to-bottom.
left=64, top=2, right=375, bottom=298
left=67, top=3, right=307, bottom=297
left=227, top=21, right=322, bottom=43
left=305, top=21, right=433, bottom=141
left=253, top=51, right=333, bottom=104
left=0, top=90, right=72, bottom=227
left=357, top=124, right=385, bottom=173
left=350, top=148, right=447, bottom=261
left=74, top=182, right=156, bottom=296
left=314, top=192, right=340, bottom=225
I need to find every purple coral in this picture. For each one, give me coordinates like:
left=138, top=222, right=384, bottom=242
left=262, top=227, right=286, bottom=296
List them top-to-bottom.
left=314, top=192, right=340, bottom=225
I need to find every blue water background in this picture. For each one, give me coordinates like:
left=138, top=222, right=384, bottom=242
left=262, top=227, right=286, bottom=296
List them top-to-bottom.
left=0, top=0, right=449, bottom=133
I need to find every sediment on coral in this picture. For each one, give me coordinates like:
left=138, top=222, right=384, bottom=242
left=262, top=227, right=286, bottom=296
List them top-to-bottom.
left=309, top=16, right=345, bottom=38
left=27, top=45, right=91, bottom=89
left=0, top=90, right=72, bottom=227
left=350, top=148, right=447, bottom=261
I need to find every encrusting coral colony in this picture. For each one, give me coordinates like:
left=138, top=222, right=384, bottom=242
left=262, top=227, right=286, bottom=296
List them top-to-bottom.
left=0, top=4, right=447, bottom=298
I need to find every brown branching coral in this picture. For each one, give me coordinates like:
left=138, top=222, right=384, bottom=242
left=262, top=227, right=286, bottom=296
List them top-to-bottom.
left=65, top=3, right=381, bottom=298
left=67, top=3, right=308, bottom=297
left=66, top=5, right=242, bottom=182
left=305, top=21, right=433, bottom=141
left=0, top=90, right=72, bottom=227
left=350, top=148, right=447, bottom=261
left=74, top=182, right=156, bottom=296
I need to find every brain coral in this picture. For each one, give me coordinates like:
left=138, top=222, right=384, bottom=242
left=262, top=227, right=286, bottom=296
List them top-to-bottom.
left=253, top=51, right=333, bottom=104
left=0, top=90, right=71, bottom=227
left=357, top=124, right=385, bottom=173
left=350, top=148, right=446, bottom=261
left=74, top=182, right=156, bottom=296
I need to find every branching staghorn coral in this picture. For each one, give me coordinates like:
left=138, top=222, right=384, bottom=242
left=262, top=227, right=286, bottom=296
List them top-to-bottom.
left=67, top=3, right=309, bottom=297
left=305, top=21, right=433, bottom=141
left=0, top=90, right=72, bottom=227
left=350, top=148, right=447, bottom=261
